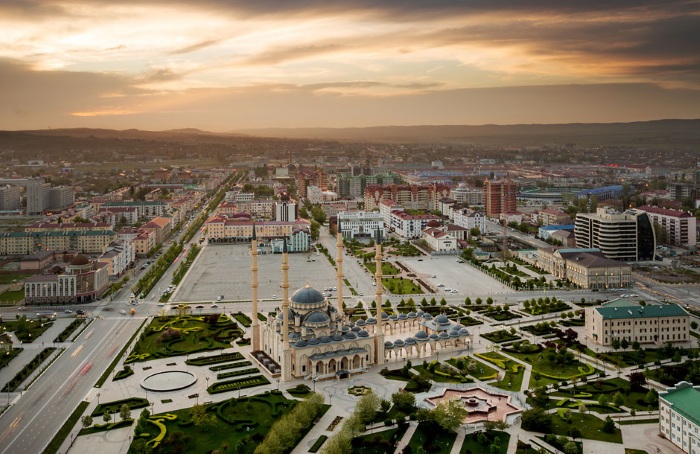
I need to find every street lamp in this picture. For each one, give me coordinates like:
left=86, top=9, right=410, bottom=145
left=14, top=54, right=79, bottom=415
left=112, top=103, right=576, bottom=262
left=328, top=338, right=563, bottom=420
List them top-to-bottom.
left=97, top=393, right=100, bottom=406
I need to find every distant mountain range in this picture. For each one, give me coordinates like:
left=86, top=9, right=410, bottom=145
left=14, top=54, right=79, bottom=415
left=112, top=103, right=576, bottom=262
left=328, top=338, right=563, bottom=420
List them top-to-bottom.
left=3, top=119, right=700, bottom=148
left=233, top=119, right=700, bottom=147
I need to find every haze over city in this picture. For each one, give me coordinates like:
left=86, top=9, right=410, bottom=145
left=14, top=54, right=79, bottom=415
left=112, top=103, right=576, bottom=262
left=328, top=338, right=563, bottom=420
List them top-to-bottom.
left=2, top=0, right=700, bottom=131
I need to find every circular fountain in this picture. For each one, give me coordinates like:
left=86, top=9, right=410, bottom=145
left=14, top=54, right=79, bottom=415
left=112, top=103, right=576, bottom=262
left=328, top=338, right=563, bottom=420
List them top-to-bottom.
left=141, top=371, right=197, bottom=392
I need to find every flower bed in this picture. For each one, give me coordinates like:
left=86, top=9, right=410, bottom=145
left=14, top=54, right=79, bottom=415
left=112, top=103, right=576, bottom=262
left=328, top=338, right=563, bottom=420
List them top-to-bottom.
left=186, top=352, right=244, bottom=366
left=216, top=368, right=259, bottom=380
left=208, top=375, right=270, bottom=394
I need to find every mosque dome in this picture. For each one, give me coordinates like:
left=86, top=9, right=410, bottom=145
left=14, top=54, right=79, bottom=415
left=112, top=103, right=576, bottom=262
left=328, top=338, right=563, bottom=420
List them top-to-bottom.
left=71, top=254, right=90, bottom=266
left=290, top=284, right=325, bottom=305
left=304, top=311, right=330, bottom=326
left=407, top=312, right=417, bottom=318
left=398, top=313, right=408, bottom=320
left=435, top=314, right=450, bottom=326
left=355, top=319, right=366, bottom=326
left=358, top=330, right=369, bottom=338
left=415, top=331, right=429, bottom=341
left=345, top=332, right=358, bottom=339
left=438, top=332, right=450, bottom=340
left=429, top=333, right=440, bottom=341
left=332, top=334, right=344, bottom=341
left=405, top=337, right=416, bottom=346
left=295, top=339, right=308, bottom=347
left=393, top=339, right=405, bottom=347
left=384, top=341, right=394, bottom=349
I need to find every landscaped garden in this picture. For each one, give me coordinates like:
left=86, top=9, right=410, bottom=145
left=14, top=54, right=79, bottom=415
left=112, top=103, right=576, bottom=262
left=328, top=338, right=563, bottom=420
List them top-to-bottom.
left=365, top=262, right=400, bottom=276
left=382, top=277, right=423, bottom=295
left=521, top=297, right=572, bottom=316
left=125, top=314, right=242, bottom=363
left=1, top=315, right=54, bottom=342
left=481, top=329, right=520, bottom=344
left=501, top=342, right=595, bottom=388
left=475, top=352, right=525, bottom=391
left=447, top=355, right=500, bottom=381
left=645, top=359, right=700, bottom=387
left=129, top=391, right=326, bottom=454
left=407, top=422, right=456, bottom=454
left=352, top=424, right=409, bottom=454
left=460, top=430, right=509, bottom=454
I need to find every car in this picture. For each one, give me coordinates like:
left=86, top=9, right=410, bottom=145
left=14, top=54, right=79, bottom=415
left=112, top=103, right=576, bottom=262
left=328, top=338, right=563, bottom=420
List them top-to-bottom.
left=417, top=258, right=423, bottom=261
left=457, top=260, right=464, bottom=263
left=432, top=275, right=437, bottom=278
left=371, top=282, right=376, bottom=286
left=437, top=283, right=445, bottom=287
left=332, top=287, right=337, bottom=291
left=445, top=287, right=452, bottom=292
left=451, top=289, right=458, bottom=293
left=359, top=292, right=364, bottom=296
left=272, top=294, right=277, bottom=299
left=216, top=295, right=223, bottom=302
left=157, top=303, right=165, bottom=307
left=210, top=303, right=219, bottom=308
left=195, top=305, right=204, bottom=309
left=64, top=309, right=72, bottom=314
left=76, top=309, right=85, bottom=315
left=119, top=310, right=127, bottom=315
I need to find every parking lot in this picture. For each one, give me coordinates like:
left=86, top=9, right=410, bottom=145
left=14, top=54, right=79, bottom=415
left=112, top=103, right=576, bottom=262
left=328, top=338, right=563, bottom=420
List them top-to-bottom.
left=174, top=243, right=345, bottom=303
left=398, top=255, right=515, bottom=296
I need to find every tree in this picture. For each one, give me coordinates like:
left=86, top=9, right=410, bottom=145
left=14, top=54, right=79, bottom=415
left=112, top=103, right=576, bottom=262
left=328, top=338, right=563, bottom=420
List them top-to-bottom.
left=464, top=297, right=471, bottom=306
left=486, top=297, right=494, bottom=305
left=475, top=298, right=482, bottom=305
left=692, top=321, right=698, bottom=330
left=611, top=338, right=621, bottom=351
left=621, top=338, right=629, bottom=350
left=533, top=372, right=542, bottom=387
left=629, top=372, right=647, bottom=391
left=645, top=390, right=658, bottom=406
left=391, top=391, right=416, bottom=414
left=613, top=391, right=625, bottom=407
left=355, top=392, right=380, bottom=425
left=433, top=399, right=468, bottom=432
left=120, top=403, right=132, bottom=421
left=190, top=404, right=208, bottom=427
left=521, top=408, right=552, bottom=433
left=103, top=411, right=111, bottom=424
left=81, top=415, right=93, bottom=428
left=602, top=416, right=616, bottom=433
left=564, top=441, right=579, bottom=454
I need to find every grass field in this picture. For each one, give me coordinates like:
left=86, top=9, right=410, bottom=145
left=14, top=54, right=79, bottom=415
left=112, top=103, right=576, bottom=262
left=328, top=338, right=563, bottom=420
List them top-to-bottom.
left=382, top=277, right=423, bottom=295
left=549, top=413, right=623, bottom=444
left=408, top=423, right=456, bottom=454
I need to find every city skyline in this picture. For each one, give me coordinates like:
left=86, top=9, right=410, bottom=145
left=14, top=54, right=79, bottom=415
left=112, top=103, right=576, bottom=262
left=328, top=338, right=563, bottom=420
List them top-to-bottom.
left=2, top=0, right=700, bottom=131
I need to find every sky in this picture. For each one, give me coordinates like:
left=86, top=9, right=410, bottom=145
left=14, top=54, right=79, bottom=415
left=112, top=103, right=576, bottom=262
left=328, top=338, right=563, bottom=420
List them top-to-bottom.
left=1, top=0, right=700, bottom=131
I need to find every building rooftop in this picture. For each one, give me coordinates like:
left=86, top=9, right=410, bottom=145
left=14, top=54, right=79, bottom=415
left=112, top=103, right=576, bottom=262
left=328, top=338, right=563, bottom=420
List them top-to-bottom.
left=596, top=302, right=688, bottom=319
left=660, top=382, right=700, bottom=427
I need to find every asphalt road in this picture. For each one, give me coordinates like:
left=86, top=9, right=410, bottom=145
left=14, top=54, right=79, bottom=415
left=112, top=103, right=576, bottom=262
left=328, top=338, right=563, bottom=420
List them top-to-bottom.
left=0, top=316, right=143, bottom=454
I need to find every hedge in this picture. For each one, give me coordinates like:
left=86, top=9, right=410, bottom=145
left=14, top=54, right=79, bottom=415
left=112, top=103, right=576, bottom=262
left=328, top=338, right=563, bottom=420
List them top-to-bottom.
left=186, top=352, right=244, bottom=366
left=208, top=375, right=270, bottom=394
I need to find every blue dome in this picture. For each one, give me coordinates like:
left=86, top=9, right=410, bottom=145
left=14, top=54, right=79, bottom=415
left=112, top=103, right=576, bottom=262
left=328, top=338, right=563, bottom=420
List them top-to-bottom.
left=290, top=285, right=325, bottom=305
left=277, top=308, right=294, bottom=320
left=305, top=311, right=330, bottom=325
left=417, top=311, right=425, bottom=316
left=381, top=312, right=389, bottom=320
left=407, top=312, right=417, bottom=318
left=398, top=313, right=407, bottom=320
left=389, top=314, right=398, bottom=321
left=423, top=314, right=433, bottom=320
left=435, top=314, right=450, bottom=325
left=366, top=317, right=376, bottom=325
left=355, top=319, right=366, bottom=326
left=341, top=325, right=350, bottom=333
left=351, top=326, right=361, bottom=332
left=451, top=326, right=461, bottom=333
left=459, top=328, right=469, bottom=336
left=358, top=330, right=369, bottom=338
left=415, top=331, right=429, bottom=341
left=449, top=331, right=460, bottom=338
left=289, top=332, right=301, bottom=340
left=345, top=332, right=358, bottom=339
left=438, top=332, right=450, bottom=339
left=429, top=333, right=440, bottom=340
left=332, top=334, right=344, bottom=341
left=320, top=336, right=331, bottom=343
left=308, top=337, right=320, bottom=345
left=405, top=337, right=416, bottom=345
left=295, top=339, right=308, bottom=347
left=393, top=339, right=405, bottom=347
left=384, top=341, right=394, bottom=349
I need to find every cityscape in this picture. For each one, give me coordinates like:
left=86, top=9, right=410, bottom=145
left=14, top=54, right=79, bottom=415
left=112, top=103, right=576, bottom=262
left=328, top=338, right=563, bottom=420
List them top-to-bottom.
left=2, top=2, right=700, bottom=454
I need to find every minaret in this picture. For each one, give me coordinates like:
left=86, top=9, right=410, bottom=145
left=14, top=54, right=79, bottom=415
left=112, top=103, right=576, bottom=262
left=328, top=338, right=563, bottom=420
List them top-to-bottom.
left=250, top=223, right=260, bottom=351
left=336, top=229, right=344, bottom=314
left=373, top=229, right=385, bottom=365
left=280, top=239, right=292, bottom=381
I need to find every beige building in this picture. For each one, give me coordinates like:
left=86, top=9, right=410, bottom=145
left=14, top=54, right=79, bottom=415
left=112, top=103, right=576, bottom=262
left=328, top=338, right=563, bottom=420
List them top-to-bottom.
left=537, top=247, right=631, bottom=290
left=24, top=254, right=110, bottom=305
left=585, top=299, right=690, bottom=346
left=659, top=381, right=700, bottom=454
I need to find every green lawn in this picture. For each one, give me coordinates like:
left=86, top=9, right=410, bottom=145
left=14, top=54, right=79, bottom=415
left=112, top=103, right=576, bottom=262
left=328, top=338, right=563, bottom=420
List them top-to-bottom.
left=365, top=262, right=401, bottom=276
left=0, top=273, right=32, bottom=285
left=382, top=277, right=423, bottom=295
left=0, top=290, right=24, bottom=304
left=125, top=315, right=242, bottom=363
left=1, top=317, right=54, bottom=342
left=480, top=330, right=520, bottom=343
left=501, top=349, right=594, bottom=387
left=475, top=352, right=526, bottom=391
left=447, top=355, right=500, bottom=380
left=548, top=378, right=657, bottom=412
left=131, top=392, right=301, bottom=454
left=549, top=412, right=623, bottom=443
left=408, top=423, right=456, bottom=454
left=352, top=426, right=409, bottom=454
left=460, top=430, right=509, bottom=454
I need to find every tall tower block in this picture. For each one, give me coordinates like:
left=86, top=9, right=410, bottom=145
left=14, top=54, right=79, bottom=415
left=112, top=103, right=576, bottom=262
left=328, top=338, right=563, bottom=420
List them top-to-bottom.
left=251, top=224, right=261, bottom=351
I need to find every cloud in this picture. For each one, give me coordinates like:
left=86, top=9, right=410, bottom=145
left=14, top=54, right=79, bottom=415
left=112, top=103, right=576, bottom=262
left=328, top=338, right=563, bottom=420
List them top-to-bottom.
left=170, top=39, right=224, bottom=55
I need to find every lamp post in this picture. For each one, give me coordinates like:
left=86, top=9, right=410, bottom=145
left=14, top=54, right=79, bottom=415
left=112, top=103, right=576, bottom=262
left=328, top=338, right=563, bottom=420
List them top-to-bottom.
left=313, top=377, right=316, bottom=393
left=276, top=379, right=280, bottom=391
left=97, top=392, right=100, bottom=406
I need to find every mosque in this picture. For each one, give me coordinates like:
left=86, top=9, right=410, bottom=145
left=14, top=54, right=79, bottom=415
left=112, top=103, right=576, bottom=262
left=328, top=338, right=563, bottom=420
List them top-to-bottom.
left=249, top=228, right=472, bottom=381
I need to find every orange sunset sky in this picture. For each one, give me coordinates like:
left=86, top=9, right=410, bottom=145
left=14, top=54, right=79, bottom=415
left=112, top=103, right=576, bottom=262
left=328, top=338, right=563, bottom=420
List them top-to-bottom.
left=1, top=0, right=699, bottom=131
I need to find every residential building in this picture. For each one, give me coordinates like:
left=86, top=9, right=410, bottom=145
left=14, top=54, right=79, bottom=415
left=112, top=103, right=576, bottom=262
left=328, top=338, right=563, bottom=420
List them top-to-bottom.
left=26, top=179, right=50, bottom=215
left=483, top=179, right=517, bottom=218
left=363, top=183, right=450, bottom=211
left=451, top=183, right=483, bottom=206
left=668, top=183, right=696, bottom=202
left=0, top=185, right=21, bottom=211
left=306, top=185, right=323, bottom=204
left=49, top=186, right=75, bottom=210
left=235, top=192, right=255, bottom=202
left=237, top=199, right=275, bottom=220
left=379, top=199, right=402, bottom=226
left=99, top=201, right=168, bottom=219
left=637, top=205, right=697, bottom=249
left=575, top=207, right=656, bottom=261
left=453, top=208, right=487, bottom=233
left=536, top=208, right=572, bottom=226
left=337, top=211, right=385, bottom=240
left=390, top=211, right=441, bottom=239
left=141, top=217, right=172, bottom=245
left=205, top=217, right=311, bottom=251
left=538, top=224, right=575, bottom=240
left=97, top=240, right=135, bottom=278
left=24, top=254, right=110, bottom=305
left=585, top=299, right=689, bottom=346
left=659, top=381, right=700, bottom=454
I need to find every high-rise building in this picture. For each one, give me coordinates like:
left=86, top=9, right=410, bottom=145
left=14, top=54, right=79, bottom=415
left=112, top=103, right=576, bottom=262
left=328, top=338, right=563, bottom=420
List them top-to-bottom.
left=25, top=179, right=50, bottom=215
left=483, top=179, right=517, bottom=218
left=0, top=185, right=21, bottom=211
left=49, top=186, right=75, bottom=210
left=275, top=200, right=297, bottom=222
left=637, top=205, right=696, bottom=249
left=575, top=207, right=656, bottom=261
